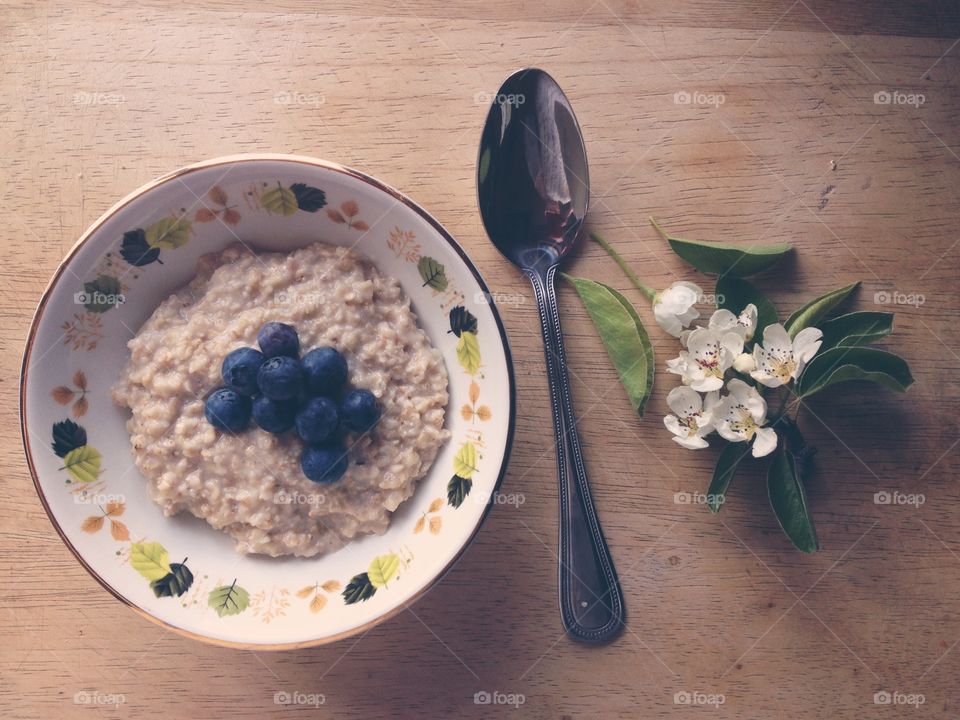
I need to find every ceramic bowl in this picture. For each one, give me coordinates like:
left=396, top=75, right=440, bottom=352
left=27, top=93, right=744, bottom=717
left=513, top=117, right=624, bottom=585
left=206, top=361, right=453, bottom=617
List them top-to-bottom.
left=20, top=154, right=515, bottom=648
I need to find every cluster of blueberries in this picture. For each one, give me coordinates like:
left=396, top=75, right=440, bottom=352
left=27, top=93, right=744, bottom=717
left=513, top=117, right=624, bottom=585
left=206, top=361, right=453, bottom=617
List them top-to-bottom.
left=204, top=322, right=381, bottom=484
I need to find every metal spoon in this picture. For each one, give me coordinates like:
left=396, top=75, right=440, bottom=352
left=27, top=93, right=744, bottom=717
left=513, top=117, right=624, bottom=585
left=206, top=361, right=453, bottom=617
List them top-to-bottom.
left=476, top=68, right=624, bottom=643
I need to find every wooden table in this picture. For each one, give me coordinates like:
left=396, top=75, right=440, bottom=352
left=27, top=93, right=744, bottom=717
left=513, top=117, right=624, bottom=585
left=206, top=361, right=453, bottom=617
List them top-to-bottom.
left=3, top=1, right=959, bottom=717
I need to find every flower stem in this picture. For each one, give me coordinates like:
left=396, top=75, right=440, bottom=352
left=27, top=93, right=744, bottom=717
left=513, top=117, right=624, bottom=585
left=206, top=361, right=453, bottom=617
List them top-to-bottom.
left=649, top=216, right=670, bottom=242
left=589, top=231, right=657, bottom=301
left=782, top=383, right=805, bottom=420
left=775, top=390, right=790, bottom=416
left=780, top=396, right=803, bottom=419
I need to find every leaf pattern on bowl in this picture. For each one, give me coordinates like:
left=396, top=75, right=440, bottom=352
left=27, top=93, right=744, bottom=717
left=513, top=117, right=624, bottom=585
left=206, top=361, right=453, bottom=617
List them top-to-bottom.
left=244, top=180, right=328, bottom=217
left=194, top=185, right=241, bottom=226
left=327, top=199, right=369, bottom=230
left=119, top=216, right=193, bottom=267
left=387, top=226, right=420, bottom=261
left=50, top=370, right=89, bottom=418
left=81, top=500, right=129, bottom=541
left=296, top=580, right=342, bottom=614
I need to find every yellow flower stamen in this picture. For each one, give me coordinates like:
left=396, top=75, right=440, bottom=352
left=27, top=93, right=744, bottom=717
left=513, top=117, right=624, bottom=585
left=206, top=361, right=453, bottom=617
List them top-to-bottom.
left=728, top=406, right=758, bottom=440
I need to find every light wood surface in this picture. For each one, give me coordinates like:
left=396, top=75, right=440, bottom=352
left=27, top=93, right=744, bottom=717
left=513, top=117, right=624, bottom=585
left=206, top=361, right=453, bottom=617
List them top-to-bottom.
left=4, top=1, right=960, bottom=717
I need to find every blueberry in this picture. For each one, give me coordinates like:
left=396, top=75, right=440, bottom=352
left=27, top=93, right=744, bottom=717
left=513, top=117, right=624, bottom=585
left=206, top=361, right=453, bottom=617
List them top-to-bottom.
left=257, top=321, right=300, bottom=358
left=221, top=347, right=265, bottom=396
left=302, top=347, right=348, bottom=397
left=257, top=356, right=304, bottom=400
left=204, top=387, right=251, bottom=432
left=339, top=389, right=381, bottom=433
left=251, top=395, right=297, bottom=434
left=295, top=396, right=339, bottom=444
left=300, top=444, right=349, bottom=483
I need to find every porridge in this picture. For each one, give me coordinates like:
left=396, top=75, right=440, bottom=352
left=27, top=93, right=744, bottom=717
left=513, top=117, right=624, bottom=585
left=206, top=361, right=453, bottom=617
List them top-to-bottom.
left=111, top=241, right=450, bottom=558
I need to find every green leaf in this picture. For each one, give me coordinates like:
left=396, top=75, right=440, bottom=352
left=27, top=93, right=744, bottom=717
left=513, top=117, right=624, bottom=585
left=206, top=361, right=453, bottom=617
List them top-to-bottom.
left=290, top=182, right=327, bottom=212
left=260, top=184, right=298, bottom=216
left=145, top=217, right=191, bottom=250
left=652, top=218, right=791, bottom=277
left=417, top=256, right=448, bottom=291
left=82, top=274, right=123, bottom=313
left=562, top=275, right=655, bottom=416
left=715, top=276, right=778, bottom=345
left=784, top=282, right=859, bottom=339
left=449, top=306, right=478, bottom=337
left=818, top=311, right=893, bottom=350
left=456, top=331, right=481, bottom=374
left=797, top=347, right=914, bottom=398
left=52, top=419, right=87, bottom=458
left=453, top=442, right=479, bottom=478
left=707, top=442, right=751, bottom=513
left=63, top=445, right=102, bottom=483
left=767, top=447, right=818, bottom=553
left=447, top=474, right=473, bottom=508
left=130, top=542, right=172, bottom=581
left=367, top=554, right=400, bottom=588
left=151, top=561, right=194, bottom=598
left=342, top=573, right=376, bottom=604
left=208, top=581, right=250, bottom=617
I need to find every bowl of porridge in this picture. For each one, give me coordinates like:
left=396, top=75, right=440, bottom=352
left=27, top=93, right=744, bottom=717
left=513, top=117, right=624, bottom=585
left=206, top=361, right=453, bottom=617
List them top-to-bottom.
left=20, top=155, right=515, bottom=648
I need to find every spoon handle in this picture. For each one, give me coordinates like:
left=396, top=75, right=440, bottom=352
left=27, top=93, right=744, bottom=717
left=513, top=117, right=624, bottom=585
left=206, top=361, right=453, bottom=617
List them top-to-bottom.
left=527, top=266, right=625, bottom=644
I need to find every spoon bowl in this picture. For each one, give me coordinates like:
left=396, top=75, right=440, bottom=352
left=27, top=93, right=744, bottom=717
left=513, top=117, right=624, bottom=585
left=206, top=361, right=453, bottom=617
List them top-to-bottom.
left=478, top=69, right=589, bottom=271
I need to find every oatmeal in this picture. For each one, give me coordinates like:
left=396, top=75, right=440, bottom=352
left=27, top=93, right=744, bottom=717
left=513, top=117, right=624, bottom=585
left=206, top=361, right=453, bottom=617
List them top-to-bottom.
left=111, top=242, right=450, bottom=557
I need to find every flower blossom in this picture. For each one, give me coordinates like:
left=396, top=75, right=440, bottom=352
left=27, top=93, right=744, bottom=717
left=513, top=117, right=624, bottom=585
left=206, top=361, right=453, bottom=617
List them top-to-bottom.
left=653, top=281, right=702, bottom=337
left=750, top=323, right=823, bottom=388
left=666, top=327, right=744, bottom=392
left=713, top=379, right=778, bottom=457
left=663, top=386, right=719, bottom=449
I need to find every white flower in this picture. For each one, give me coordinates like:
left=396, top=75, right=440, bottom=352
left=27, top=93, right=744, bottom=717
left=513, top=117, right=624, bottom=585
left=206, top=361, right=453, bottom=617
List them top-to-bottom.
left=654, top=281, right=702, bottom=337
left=708, top=304, right=758, bottom=342
left=750, top=323, right=823, bottom=388
left=666, top=327, right=744, bottom=392
left=733, top=352, right=756, bottom=373
left=714, top=379, right=778, bottom=458
left=663, top=386, right=718, bottom=449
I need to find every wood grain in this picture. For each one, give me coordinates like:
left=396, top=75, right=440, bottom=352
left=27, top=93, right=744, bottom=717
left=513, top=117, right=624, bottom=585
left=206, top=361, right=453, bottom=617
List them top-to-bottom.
left=3, top=1, right=959, bottom=717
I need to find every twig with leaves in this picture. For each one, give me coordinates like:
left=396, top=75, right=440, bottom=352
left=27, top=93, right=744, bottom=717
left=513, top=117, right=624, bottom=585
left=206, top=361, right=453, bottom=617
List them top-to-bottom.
left=563, top=218, right=913, bottom=553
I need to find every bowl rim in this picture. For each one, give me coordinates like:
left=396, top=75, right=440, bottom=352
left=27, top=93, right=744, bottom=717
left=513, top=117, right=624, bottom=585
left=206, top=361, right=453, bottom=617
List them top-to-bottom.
left=18, top=153, right=517, bottom=650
